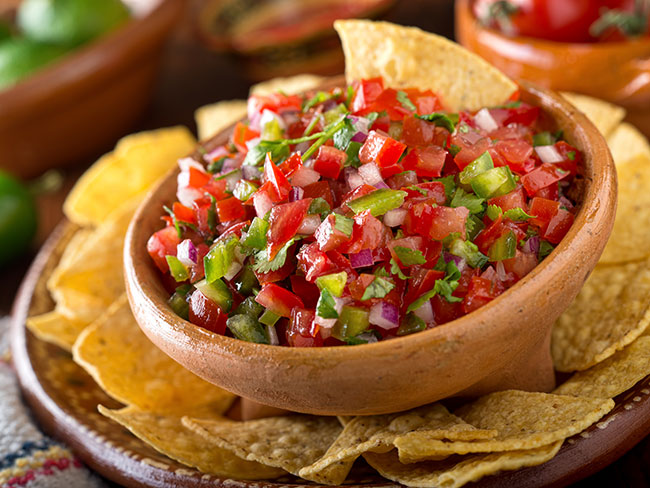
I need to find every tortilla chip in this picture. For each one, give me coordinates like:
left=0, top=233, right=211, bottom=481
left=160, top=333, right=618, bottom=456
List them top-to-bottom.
left=334, top=20, right=517, bottom=111
left=250, top=74, right=325, bottom=96
left=561, top=93, right=626, bottom=137
left=195, top=100, right=248, bottom=141
left=607, top=122, right=650, bottom=166
left=64, top=127, right=195, bottom=227
left=599, top=156, right=650, bottom=264
left=47, top=198, right=138, bottom=325
left=552, top=258, right=650, bottom=372
left=73, top=296, right=235, bottom=416
left=26, top=310, right=87, bottom=352
left=554, top=337, right=650, bottom=398
left=395, top=391, right=613, bottom=461
left=299, top=404, right=496, bottom=484
left=99, top=406, right=283, bottom=479
left=183, top=415, right=351, bottom=485
left=364, top=441, right=562, bottom=488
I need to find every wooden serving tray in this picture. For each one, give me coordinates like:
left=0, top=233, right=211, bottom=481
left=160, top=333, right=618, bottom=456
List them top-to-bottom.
left=10, top=221, right=650, bottom=487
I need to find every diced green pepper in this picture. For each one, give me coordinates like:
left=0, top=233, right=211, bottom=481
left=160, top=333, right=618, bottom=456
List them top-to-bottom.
left=323, top=104, right=348, bottom=125
left=261, top=118, right=283, bottom=141
left=533, top=132, right=555, bottom=146
left=459, top=151, right=493, bottom=185
left=470, top=166, right=516, bottom=199
left=233, top=180, right=258, bottom=201
left=347, top=189, right=407, bottom=217
left=309, top=197, right=331, bottom=217
left=334, top=214, right=354, bottom=237
left=241, top=217, right=268, bottom=251
left=488, top=231, right=517, bottom=261
left=204, top=236, right=239, bottom=283
left=165, top=256, right=189, bottom=282
left=233, top=266, right=258, bottom=295
left=315, top=271, right=347, bottom=297
left=194, top=278, right=233, bottom=313
left=168, top=289, right=190, bottom=320
left=235, top=296, right=264, bottom=318
left=332, top=306, right=370, bottom=340
left=259, top=309, right=281, bottom=326
left=397, top=313, right=426, bottom=336
left=226, top=315, right=269, bottom=344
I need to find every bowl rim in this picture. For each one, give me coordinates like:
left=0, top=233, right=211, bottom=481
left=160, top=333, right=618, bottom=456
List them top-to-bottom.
left=0, top=0, right=184, bottom=117
left=456, top=0, right=650, bottom=51
left=125, top=79, right=617, bottom=364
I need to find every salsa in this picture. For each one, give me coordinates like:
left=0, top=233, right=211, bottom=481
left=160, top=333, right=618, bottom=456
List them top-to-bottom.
left=148, top=77, right=581, bottom=347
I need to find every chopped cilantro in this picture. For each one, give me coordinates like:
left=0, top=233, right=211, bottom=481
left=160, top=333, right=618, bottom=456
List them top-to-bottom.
left=396, top=90, right=417, bottom=112
left=416, top=112, right=458, bottom=133
left=333, top=118, right=356, bottom=151
left=406, top=184, right=428, bottom=196
left=450, top=188, right=485, bottom=214
left=486, top=204, right=503, bottom=221
left=504, top=207, right=535, bottom=221
left=252, top=238, right=296, bottom=273
left=538, top=240, right=554, bottom=260
left=394, top=246, right=426, bottom=266
left=390, top=258, right=410, bottom=280
left=361, top=276, right=395, bottom=301
left=316, top=288, right=339, bottom=319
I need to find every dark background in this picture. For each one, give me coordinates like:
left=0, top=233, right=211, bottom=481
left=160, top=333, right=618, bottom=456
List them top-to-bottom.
left=2, top=0, right=649, bottom=485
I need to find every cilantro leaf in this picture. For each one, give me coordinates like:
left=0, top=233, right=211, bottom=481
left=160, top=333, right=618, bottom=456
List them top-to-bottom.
left=397, top=90, right=417, bottom=112
left=303, top=91, right=333, bottom=111
left=416, top=112, right=458, bottom=132
left=333, top=118, right=356, bottom=151
left=243, top=140, right=289, bottom=167
left=433, top=175, right=457, bottom=199
left=450, top=188, right=485, bottom=214
left=309, top=198, right=331, bottom=218
left=486, top=204, right=503, bottom=221
left=504, top=207, right=536, bottom=221
left=334, top=214, right=354, bottom=237
left=252, top=238, right=296, bottom=273
left=538, top=240, right=554, bottom=260
left=394, top=246, right=426, bottom=266
left=390, top=258, right=410, bottom=280
left=361, top=276, right=395, bottom=301
left=316, top=288, right=339, bottom=319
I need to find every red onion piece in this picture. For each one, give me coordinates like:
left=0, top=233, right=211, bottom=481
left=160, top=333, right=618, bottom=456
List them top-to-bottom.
left=474, top=108, right=499, bottom=133
left=351, top=132, right=368, bottom=143
left=221, top=157, right=242, bottom=173
left=358, top=162, right=384, bottom=187
left=241, top=165, right=261, bottom=180
left=290, top=167, right=320, bottom=187
left=344, top=167, right=364, bottom=190
left=289, top=187, right=305, bottom=202
left=254, top=191, right=273, bottom=218
left=383, top=208, right=406, bottom=227
left=297, top=214, right=321, bottom=235
left=522, top=236, right=540, bottom=254
left=177, top=239, right=198, bottom=266
left=349, top=249, right=375, bottom=268
left=443, top=252, right=466, bottom=272
left=413, top=300, right=434, bottom=324
left=369, top=302, right=399, bottom=330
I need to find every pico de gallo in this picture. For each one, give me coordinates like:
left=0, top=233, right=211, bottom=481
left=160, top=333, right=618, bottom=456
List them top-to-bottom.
left=147, top=77, right=582, bottom=347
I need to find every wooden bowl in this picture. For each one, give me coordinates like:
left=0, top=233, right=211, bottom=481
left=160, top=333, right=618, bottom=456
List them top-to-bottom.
left=0, top=0, right=184, bottom=179
left=455, top=0, right=650, bottom=137
left=124, top=79, right=617, bottom=416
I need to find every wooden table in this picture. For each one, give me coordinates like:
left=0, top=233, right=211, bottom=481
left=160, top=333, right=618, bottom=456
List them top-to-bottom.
left=2, top=1, right=649, bottom=485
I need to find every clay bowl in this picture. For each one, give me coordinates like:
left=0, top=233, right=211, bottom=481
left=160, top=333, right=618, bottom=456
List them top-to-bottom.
left=0, top=0, right=184, bottom=179
left=455, top=0, right=650, bottom=137
left=124, top=78, right=617, bottom=416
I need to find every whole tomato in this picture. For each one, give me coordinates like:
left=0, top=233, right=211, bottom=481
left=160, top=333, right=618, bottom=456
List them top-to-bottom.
left=473, top=0, right=641, bottom=43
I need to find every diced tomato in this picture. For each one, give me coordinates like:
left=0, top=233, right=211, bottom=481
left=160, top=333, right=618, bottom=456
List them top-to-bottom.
left=351, top=77, right=384, bottom=115
left=403, top=87, right=443, bottom=115
left=371, top=88, right=411, bottom=120
left=248, top=93, right=302, bottom=121
left=489, top=103, right=539, bottom=127
left=402, top=115, right=434, bottom=146
left=231, top=121, right=260, bottom=153
left=359, top=131, right=407, bottom=168
left=452, top=135, right=490, bottom=170
left=494, top=139, right=534, bottom=174
left=553, top=141, right=581, bottom=175
left=313, top=146, right=346, bottom=179
left=402, top=146, right=447, bottom=178
left=278, top=153, right=303, bottom=177
left=264, top=154, right=292, bottom=201
left=380, top=163, right=404, bottom=179
left=521, top=163, right=569, bottom=196
left=187, top=167, right=211, bottom=188
left=203, top=178, right=228, bottom=200
left=303, top=180, right=335, bottom=208
left=403, top=182, right=447, bottom=204
left=488, top=188, right=526, bottom=212
left=216, top=197, right=245, bottom=223
left=528, top=197, right=560, bottom=230
left=267, top=198, right=312, bottom=259
left=172, top=202, right=196, bottom=224
left=407, top=203, right=469, bottom=241
left=544, top=208, right=574, bottom=244
left=342, top=210, right=386, bottom=253
left=315, top=213, right=352, bottom=251
left=474, top=215, right=527, bottom=254
left=147, top=226, right=180, bottom=273
left=387, top=236, right=426, bottom=267
left=297, top=242, right=336, bottom=281
left=189, top=243, right=210, bottom=283
left=503, top=250, right=538, bottom=280
left=255, top=256, right=294, bottom=285
left=404, top=268, right=444, bottom=310
left=349, top=273, right=379, bottom=301
left=289, top=275, right=320, bottom=309
left=462, top=276, right=499, bottom=315
left=255, top=283, right=305, bottom=318
left=188, top=290, right=227, bottom=335
left=432, top=294, right=463, bottom=324
left=288, top=308, right=322, bottom=347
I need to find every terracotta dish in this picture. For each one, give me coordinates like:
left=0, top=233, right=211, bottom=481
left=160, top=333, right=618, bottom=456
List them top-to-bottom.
left=0, top=0, right=184, bottom=179
left=455, top=0, right=650, bottom=137
left=124, top=78, right=616, bottom=416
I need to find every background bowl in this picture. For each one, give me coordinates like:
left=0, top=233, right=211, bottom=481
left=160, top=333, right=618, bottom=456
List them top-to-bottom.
left=0, top=0, right=184, bottom=179
left=455, top=0, right=650, bottom=138
left=124, top=79, right=616, bottom=416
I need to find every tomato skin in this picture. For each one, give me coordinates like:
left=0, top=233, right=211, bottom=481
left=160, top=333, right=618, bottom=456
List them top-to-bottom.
left=351, top=77, right=384, bottom=115
left=402, top=116, right=434, bottom=146
left=231, top=121, right=260, bottom=153
left=359, top=131, right=407, bottom=168
left=494, top=139, right=533, bottom=174
left=313, top=146, right=346, bottom=179
left=278, top=152, right=303, bottom=177
left=264, top=154, right=292, bottom=201
left=187, top=167, right=211, bottom=188
left=303, top=180, right=335, bottom=208
left=488, top=188, right=526, bottom=212
left=528, top=197, right=560, bottom=230
left=267, top=198, right=312, bottom=259
left=172, top=202, right=196, bottom=224
left=407, top=203, right=469, bottom=241
left=544, top=208, right=575, bottom=244
left=341, top=210, right=386, bottom=254
left=315, top=213, right=352, bottom=251
left=147, top=226, right=180, bottom=273
left=297, top=242, right=336, bottom=281
left=503, top=250, right=538, bottom=280
left=289, top=275, right=320, bottom=308
left=462, top=276, right=498, bottom=315
left=255, top=283, right=305, bottom=317
left=189, top=290, right=227, bottom=335
left=432, top=294, right=463, bottom=324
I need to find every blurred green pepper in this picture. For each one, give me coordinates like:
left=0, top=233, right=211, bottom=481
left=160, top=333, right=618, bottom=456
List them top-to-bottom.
left=0, top=170, right=37, bottom=266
